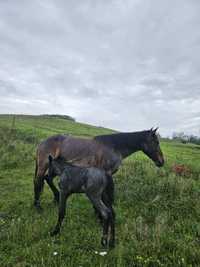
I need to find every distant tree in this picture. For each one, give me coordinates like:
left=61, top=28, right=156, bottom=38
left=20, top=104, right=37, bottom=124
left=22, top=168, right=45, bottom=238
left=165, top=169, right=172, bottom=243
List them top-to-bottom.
left=172, top=132, right=200, bottom=145
left=172, top=132, right=185, bottom=140
left=188, top=135, right=200, bottom=145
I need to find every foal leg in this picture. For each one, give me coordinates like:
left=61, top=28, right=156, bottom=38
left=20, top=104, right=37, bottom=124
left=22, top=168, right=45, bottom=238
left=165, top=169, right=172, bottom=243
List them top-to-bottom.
left=94, top=174, right=114, bottom=224
left=34, top=175, right=45, bottom=210
left=45, top=175, right=60, bottom=204
left=50, top=190, right=68, bottom=236
left=102, top=192, right=115, bottom=248
left=87, top=194, right=111, bottom=247
left=93, top=206, right=103, bottom=224
left=108, top=208, right=115, bottom=248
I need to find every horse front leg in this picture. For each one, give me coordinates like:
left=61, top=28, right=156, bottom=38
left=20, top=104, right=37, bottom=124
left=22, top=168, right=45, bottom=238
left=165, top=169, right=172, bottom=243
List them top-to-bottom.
left=34, top=175, right=45, bottom=211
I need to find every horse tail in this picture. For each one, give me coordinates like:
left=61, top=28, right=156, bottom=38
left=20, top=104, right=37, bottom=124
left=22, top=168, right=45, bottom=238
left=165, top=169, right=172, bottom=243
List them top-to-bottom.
left=34, top=158, right=38, bottom=180
left=105, top=174, right=114, bottom=205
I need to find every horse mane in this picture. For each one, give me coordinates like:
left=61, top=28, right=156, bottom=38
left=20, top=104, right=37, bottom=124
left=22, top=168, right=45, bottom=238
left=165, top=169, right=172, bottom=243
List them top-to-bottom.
left=94, top=130, right=150, bottom=156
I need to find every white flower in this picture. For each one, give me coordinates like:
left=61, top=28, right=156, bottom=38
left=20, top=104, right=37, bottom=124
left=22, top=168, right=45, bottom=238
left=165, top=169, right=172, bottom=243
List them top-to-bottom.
left=94, top=250, right=108, bottom=256
left=53, top=251, right=58, bottom=256
left=99, top=251, right=107, bottom=256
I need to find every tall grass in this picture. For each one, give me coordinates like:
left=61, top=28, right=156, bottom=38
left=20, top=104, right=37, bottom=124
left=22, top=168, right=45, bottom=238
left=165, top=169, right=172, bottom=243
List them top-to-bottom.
left=0, top=115, right=200, bottom=266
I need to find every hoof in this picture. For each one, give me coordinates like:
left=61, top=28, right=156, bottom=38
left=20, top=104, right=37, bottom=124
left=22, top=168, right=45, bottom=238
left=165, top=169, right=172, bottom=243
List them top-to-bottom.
left=50, top=228, right=60, bottom=237
left=101, top=237, right=108, bottom=248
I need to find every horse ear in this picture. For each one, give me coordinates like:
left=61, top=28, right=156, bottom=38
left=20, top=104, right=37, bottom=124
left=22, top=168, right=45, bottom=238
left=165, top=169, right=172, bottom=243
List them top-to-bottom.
left=149, top=127, right=159, bottom=136
left=153, top=127, right=159, bottom=133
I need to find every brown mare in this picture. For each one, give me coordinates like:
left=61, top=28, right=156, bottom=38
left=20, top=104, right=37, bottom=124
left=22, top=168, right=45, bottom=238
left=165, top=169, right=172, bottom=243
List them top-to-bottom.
left=34, top=128, right=164, bottom=209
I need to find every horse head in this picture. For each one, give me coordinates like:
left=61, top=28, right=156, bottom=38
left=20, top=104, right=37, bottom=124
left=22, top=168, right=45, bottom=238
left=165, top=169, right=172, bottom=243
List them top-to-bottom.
left=141, top=127, right=164, bottom=167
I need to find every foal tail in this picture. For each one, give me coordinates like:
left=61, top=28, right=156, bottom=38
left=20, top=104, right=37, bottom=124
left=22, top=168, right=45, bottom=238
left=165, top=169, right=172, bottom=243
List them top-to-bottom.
left=105, top=174, right=114, bottom=205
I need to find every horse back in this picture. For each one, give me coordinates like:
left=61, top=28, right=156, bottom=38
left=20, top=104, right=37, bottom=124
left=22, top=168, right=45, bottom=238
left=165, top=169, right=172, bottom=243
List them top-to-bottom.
left=36, top=134, right=121, bottom=177
left=61, top=137, right=121, bottom=174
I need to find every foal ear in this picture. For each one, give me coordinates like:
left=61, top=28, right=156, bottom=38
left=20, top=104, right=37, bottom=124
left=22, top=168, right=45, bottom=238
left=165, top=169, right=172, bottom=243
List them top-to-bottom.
left=48, top=155, right=53, bottom=162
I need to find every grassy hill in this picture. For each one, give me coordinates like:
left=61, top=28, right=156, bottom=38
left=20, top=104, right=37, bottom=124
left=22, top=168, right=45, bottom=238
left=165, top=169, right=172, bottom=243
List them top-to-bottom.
left=0, top=114, right=200, bottom=267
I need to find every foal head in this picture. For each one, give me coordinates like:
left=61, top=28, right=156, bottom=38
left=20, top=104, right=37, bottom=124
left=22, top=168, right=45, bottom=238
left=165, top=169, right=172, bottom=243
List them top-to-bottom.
left=141, top=128, right=164, bottom=167
left=48, top=155, right=66, bottom=177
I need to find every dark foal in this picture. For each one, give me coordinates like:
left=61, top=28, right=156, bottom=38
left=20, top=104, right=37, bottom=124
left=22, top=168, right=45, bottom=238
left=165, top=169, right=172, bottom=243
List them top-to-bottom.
left=48, top=155, right=115, bottom=248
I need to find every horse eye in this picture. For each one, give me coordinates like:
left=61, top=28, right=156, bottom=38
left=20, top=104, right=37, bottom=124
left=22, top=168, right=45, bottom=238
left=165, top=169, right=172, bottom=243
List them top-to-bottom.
left=156, top=141, right=159, bottom=145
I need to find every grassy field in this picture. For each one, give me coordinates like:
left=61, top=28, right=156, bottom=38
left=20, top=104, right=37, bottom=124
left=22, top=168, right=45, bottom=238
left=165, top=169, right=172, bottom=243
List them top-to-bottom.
left=0, top=115, right=200, bottom=267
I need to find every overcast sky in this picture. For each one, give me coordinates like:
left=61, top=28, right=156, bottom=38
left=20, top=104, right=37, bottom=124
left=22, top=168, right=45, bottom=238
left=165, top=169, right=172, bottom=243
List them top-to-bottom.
left=0, top=0, right=200, bottom=136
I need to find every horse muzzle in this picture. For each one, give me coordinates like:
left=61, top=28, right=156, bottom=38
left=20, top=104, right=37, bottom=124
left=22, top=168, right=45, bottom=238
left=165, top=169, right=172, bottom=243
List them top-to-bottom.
left=155, top=157, right=164, bottom=167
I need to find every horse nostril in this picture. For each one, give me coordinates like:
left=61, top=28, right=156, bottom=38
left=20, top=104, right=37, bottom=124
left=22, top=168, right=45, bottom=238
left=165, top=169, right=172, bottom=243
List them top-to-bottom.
left=157, top=154, right=164, bottom=166
left=156, top=158, right=164, bottom=167
left=160, top=159, right=164, bottom=166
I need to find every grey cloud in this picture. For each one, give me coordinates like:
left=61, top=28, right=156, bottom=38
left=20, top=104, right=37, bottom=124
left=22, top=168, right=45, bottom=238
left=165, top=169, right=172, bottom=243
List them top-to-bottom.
left=0, top=0, right=200, bottom=136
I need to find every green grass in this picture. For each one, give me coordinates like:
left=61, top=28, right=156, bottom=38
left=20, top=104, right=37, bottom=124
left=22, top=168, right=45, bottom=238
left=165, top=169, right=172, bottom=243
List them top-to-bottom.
left=0, top=114, right=200, bottom=267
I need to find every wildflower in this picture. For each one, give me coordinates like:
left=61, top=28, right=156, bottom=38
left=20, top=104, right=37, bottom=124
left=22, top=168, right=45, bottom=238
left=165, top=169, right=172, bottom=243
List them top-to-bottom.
left=53, top=251, right=58, bottom=256
left=94, top=251, right=107, bottom=256
left=99, top=251, right=107, bottom=256
left=136, top=255, right=143, bottom=261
